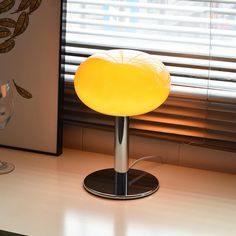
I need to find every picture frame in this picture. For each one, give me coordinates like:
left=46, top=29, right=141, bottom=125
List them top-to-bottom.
left=0, top=0, right=64, bottom=155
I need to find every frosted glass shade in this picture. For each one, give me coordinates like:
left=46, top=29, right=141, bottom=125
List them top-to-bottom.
left=74, top=49, right=171, bottom=116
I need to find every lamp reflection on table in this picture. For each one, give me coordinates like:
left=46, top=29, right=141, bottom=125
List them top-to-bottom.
left=63, top=210, right=114, bottom=236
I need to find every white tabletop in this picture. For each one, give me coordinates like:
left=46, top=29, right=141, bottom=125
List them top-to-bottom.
left=0, top=147, right=236, bottom=236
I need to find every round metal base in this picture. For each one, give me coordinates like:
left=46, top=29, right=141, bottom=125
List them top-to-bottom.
left=0, top=161, right=15, bottom=175
left=84, top=168, right=159, bottom=200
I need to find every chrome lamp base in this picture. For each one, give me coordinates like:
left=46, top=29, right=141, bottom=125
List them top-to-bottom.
left=84, top=168, right=159, bottom=200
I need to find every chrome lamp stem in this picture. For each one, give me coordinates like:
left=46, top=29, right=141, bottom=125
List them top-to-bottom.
left=115, top=116, right=129, bottom=173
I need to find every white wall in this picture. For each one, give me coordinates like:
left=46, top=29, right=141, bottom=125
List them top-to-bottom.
left=63, top=124, right=236, bottom=174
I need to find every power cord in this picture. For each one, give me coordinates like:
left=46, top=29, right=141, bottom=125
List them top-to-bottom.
left=129, top=155, right=164, bottom=170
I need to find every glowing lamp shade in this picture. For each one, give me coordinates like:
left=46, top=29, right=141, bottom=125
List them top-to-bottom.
left=74, top=49, right=171, bottom=200
left=74, top=50, right=170, bottom=116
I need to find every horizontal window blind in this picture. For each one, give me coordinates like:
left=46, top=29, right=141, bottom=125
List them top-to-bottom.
left=62, top=0, right=236, bottom=152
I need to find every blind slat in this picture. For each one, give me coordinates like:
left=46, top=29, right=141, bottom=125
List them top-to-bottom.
left=68, top=0, right=236, bottom=14
left=65, top=18, right=236, bottom=38
left=64, top=28, right=236, bottom=48
left=64, top=36, right=236, bottom=60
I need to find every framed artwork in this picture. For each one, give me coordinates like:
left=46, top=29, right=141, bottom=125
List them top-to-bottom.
left=0, top=0, right=63, bottom=155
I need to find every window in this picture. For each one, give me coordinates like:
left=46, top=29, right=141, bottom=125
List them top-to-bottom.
left=62, top=0, right=236, bottom=152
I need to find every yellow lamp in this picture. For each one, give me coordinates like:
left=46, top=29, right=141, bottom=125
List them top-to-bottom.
left=74, top=49, right=170, bottom=199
